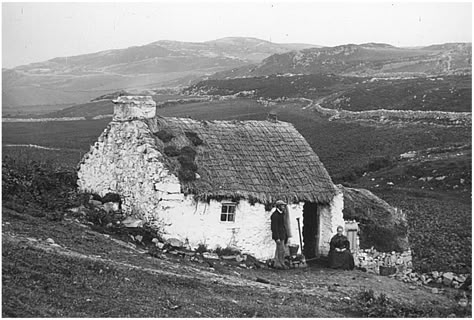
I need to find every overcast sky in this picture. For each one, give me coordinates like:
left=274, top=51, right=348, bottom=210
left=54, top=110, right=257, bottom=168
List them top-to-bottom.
left=2, top=1, right=472, bottom=68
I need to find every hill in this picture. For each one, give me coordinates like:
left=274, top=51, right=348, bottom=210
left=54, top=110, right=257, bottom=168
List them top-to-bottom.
left=2, top=37, right=316, bottom=108
left=209, top=42, right=471, bottom=79
left=187, top=74, right=472, bottom=112
left=2, top=95, right=471, bottom=276
left=1, top=147, right=470, bottom=317
left=3, top=205, right=468, bottom=317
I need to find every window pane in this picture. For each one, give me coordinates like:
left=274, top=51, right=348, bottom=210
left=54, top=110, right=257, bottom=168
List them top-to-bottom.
left=221, top=205, right=228, bottom=213
left=228, top=205, right=235, bottom=213
left=220, top=214, right=227, bottom=221
left=228, top=214, right=234, bottom=222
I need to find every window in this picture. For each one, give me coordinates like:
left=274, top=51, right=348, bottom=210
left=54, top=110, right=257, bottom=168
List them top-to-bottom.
left=221, top=203, right=236, bottom=222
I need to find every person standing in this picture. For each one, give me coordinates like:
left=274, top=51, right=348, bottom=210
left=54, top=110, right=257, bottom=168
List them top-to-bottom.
left=271, top=200, right=289, bottom=269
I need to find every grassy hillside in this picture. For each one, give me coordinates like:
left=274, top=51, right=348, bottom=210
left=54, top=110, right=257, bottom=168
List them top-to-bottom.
left=211, top=42, right=471, bottom=79
left=187, top=74, right=472, bottom=112
left=2, top=97, right=471, bottom=274
left=3, top=98, right=471, bottom=179
left=4, top=205, right=468, bottom=317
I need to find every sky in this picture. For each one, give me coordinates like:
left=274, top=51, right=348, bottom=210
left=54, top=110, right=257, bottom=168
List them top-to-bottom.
left=2, top=1, right=472, bottom=68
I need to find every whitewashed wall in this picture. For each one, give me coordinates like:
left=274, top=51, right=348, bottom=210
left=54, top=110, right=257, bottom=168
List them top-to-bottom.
left=318, top=191, right=345, bottom=255
left=158, top=199, right=304, bottom=260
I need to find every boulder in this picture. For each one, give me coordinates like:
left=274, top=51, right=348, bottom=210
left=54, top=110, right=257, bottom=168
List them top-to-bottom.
left=339, top=185, right=409, bottom=252
left=103, top=202, right=120, bottom=213
left=121, top=216, right=144, bottom=228
left=166, top=238, right=184, bottom=248
left=202, top=252, right=220, bottom=260
left=443, top=272, right=454, bottom=281
left=454, top=275, right=466, bottom=283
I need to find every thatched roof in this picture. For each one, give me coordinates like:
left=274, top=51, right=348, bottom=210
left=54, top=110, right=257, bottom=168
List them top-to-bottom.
left=145, top=116, right=337, bottom=204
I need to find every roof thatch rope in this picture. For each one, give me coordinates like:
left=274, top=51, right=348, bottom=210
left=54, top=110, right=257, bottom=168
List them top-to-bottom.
left=145, top=116, right=337, bottom=205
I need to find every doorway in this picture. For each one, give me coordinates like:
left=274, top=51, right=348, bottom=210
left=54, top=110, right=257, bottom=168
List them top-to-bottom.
left=302, top=202, right=320, bottom=259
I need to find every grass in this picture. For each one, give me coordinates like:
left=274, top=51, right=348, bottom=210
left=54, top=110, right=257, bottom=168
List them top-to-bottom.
left=188, top=74, right=472, bottom=112
left=2, top=97, right=471, bottom=274
left=3, top=205, right=468, bottom=318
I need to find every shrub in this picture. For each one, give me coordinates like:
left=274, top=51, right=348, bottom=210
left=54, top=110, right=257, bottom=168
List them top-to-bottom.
left=154, top=129, right=174, bottom=143
left=2, top=156, right=78, bottom=213
left=359, top=221, right=405, bottom=252
left=195, top=243, right=208, bottom=253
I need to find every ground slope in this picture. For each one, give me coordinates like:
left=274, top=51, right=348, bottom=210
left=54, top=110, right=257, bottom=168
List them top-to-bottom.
left=2, top=207, right=468, bottom=317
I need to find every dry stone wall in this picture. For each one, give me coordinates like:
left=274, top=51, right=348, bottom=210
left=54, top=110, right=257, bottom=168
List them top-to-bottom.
left=77, top=119, right=180, bottom=221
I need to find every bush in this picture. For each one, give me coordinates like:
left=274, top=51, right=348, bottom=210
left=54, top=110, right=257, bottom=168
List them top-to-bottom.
left=2, top=156, right=78, bottom=213
left=359, top=220, right=406, bottom=252
left=195, top=243, right=208, bottom=253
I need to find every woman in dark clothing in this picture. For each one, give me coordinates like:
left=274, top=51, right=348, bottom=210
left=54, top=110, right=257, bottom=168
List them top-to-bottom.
left=328, top=226, right=355, bottom=270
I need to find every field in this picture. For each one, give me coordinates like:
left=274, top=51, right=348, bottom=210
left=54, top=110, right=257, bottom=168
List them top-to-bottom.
left=2, top=96, right=471, bottom=275
left=3, top=98, right=471, bottom=179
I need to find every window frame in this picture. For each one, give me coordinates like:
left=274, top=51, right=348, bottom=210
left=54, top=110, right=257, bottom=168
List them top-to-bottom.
left=220, top=202, right=237, bottom=223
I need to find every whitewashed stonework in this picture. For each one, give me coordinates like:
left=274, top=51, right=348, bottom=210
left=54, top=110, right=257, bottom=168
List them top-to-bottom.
left=77, top=96, right=345, bottom=260
left=318, top=191, right=345, bottom=255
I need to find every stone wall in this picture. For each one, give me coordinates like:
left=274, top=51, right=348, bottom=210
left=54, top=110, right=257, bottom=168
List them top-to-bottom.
left=77, top=120, right=175, bottom=221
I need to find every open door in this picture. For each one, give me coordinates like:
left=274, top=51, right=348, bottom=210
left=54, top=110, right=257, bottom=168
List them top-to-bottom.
left=302, top=202, right=320, bottom=259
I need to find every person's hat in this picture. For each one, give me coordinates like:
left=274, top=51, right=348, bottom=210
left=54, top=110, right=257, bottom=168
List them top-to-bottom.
left=275, top=200, right=286, bottom=205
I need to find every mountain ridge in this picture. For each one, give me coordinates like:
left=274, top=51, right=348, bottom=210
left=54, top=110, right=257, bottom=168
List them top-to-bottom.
left=2, top=37, right=318, bottom=108
left=3, top=39, right=471, bottom=109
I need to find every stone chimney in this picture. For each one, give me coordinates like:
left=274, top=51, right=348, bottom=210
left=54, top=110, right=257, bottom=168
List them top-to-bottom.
left=112, top=96, right=156, bottom=121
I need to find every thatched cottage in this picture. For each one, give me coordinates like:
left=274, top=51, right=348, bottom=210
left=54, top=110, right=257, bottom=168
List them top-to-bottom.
left=77, top=96, right=344, bottom=260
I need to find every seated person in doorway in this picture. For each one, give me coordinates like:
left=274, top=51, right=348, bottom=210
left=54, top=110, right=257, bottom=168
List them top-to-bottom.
left=270, top=200, right=291, bottom=269
left=328, top=225, right=355, bottom=270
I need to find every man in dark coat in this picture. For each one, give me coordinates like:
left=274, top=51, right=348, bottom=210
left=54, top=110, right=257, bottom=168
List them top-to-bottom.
left=271, top=200, right=289, bottom=269
left=328, top=225, right=355, bottom=270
